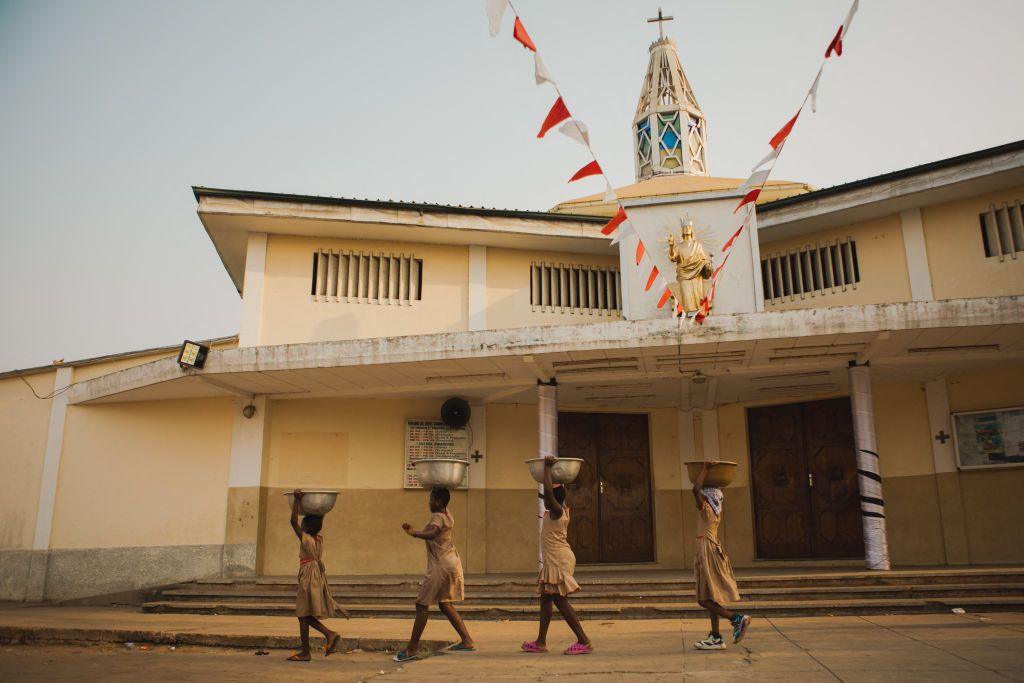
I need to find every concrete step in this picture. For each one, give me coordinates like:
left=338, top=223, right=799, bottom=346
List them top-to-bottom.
left=157, top=582, right=1024, bottom=605
left=141, top=595, right=1024, bottom=619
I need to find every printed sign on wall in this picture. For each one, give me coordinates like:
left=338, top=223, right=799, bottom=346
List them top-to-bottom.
left=953, top=406, right=1024, bottom=468
left=404, top=420, right=469, bottom=489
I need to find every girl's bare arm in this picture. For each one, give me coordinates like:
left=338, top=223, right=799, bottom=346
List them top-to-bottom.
left=542, top=457, right=564, bottom=519
left=691, top=462, right=709, bottom=510
left=290, top=490, right=303, bottom=539
left=402, top=522, right=440, bottom=540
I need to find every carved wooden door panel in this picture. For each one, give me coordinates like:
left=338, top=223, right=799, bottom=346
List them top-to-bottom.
left=803, top=398, right=865, bottom=558
left=748, top=404, right=814, bottom=559
left=558, top=411, right=600, bottom=564
left=597, top=413, right=654, bottom=563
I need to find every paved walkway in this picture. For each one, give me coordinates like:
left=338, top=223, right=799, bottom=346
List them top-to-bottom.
left=0, top=605, right=1022, bottom=680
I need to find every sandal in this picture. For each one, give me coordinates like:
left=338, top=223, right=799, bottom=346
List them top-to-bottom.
left=325, top=633, right=342, bottom=657
left=521, top=641, right=548, bottom=653
left=563, top=642, right=593, bottom=655
left=447, top=643, right=476, bottom=651
left=392, top=650, right=427, bottom=662
left=287, top=652, right=311, bottom=661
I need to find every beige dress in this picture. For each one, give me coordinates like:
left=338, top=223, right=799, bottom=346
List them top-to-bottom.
left=693, top=500, right=741, bottom=604
left=537, top=509, right=581, bottom=596
left=416, top=511, right=465, bottom=606
left=296, top=532, right=341, bottom=618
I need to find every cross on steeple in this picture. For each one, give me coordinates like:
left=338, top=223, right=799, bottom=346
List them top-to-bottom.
left=647, top=7, right=674, bottom=40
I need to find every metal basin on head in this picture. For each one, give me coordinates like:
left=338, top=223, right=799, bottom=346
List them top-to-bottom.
left=525, top=457, right=584, bottom=485
left=414, top=458, right=470, bottom=490
left=684, top=461, right=738, bottom=488
left=283, top=489, right=340, bottom=516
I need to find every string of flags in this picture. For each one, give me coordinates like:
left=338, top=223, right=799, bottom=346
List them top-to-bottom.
left=484, top=0, right=860, bottom=324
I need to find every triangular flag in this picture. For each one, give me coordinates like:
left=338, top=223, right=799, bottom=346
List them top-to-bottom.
left=485, top=0, right=508, bottom=37
left=842, top=0, right=860, bottom=38
left=513, top=17, right=536, bottom=51
left=825, top=25, right=843, bottom=58
left=534, top=53, right=554, bottom=85
left=809, top=67, right=823, bottom=113
left=537, top=97, right=570, bottom=138
left=769, top=111, right=801, bottom=150
left=558, top=120, right=589, bottom=146
left=751, top=146, right=781, bottom=172
left=568, top=160, right=602, bottom=183
left=738, top=169, right=771, bottom=194
left=602, top=180, right=616, bottom=202
left=735, top=188, right=761, bottom=213
left=601, top=206, right=627, bottom=235
left=609, top=219, right=630, bottom=246
left=721, top=225, right=745, bottom=253
left=635, top=240, right=646, bottom=265
left=711, top=250, right=732, bottom=280
left=645, top=266, right=660, bottom=292
left=657, top=288, right=672, bottom=309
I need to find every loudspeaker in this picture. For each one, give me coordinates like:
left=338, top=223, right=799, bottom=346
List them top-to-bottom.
left=440, top=397, right=471, bottom=429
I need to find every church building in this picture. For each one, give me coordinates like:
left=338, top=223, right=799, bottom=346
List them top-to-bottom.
left=2, top=24, right=1023, bottom=604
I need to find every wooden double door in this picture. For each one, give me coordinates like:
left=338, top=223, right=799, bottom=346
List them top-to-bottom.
left=748, top=398, right=865, bottom=559
left=558, top=412, right=655, bottom=564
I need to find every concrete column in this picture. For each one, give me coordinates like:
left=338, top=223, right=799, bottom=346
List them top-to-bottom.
left=899, top=208, right=935, bottom=302
left=238, top=233, right=268, bottom=348
left=468, top=246, right=487, bottom=332
left=848, top=363, right=891, bottom=570
left=26, top=366, right=73, bottom=601
left=924, top=379, right=970, bottom=564
left=537, top=381, right=557, bottom=571
left=223, top=396, right=268, bottom=576
left=465, top=402, right=487, bottom=574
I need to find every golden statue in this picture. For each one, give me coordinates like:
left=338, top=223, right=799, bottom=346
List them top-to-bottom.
left=667, top=220, right=712, bottom=314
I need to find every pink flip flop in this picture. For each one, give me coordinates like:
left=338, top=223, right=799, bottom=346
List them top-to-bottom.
left=521, top=641, right=548, bottom=653
left=563, top=642, right=593, bottom=655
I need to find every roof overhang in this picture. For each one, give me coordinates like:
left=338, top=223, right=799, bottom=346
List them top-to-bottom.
left=757, top=140, right=1024, bottom=243
left=193, top=188, right=610, bottom=293
left=66, top=296, right=1024, bottom=408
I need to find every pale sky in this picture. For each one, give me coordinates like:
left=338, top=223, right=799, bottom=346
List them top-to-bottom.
left=2, top=0, right=1022, bottom=371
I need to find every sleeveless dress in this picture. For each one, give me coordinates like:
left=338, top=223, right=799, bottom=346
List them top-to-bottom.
left=693, top=500, right=740, bottom=604
left=537, top=509, right=580, bottom=596
left=416, top=511, right=465, bottom=606
left=296, top=531, right=341, bottom=617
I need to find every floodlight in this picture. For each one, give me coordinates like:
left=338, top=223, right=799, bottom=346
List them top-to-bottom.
left=178, top=340, right=209, bottom=369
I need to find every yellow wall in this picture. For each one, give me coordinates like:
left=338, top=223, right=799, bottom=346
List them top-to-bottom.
left=924, top=185, right=1024, bottom=300
left=760, top=214, right=912, bottom=311
left=259, top=235, right=469, bottom=346
left=485, top=248, right=622, bottom=330
left=947, top=362, right=1024, bottom=563
left=0, top=372, right=55, bottom=550
left=50, top=398, right=233, bottom=549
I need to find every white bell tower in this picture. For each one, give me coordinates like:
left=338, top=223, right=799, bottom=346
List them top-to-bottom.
left=633, top=8, right=709, bottom=181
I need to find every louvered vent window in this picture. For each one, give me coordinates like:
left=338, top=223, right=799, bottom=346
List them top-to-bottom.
left=979, top=201, right=1024, bottom=259
left=761, top=238, right=860, bottom=303
left=310, top=250, right=422, bottom=303
left=530, top=263, right=621, bottom=313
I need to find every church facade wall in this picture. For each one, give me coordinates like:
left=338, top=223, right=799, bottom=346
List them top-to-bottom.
left=922, top=184, right=1024, bottom=301
left=759, top=213, right=913, bottom=311
left=258, top=234, right=470, bottom=346
left=484, top=247, right=622, bottom=330
left=0, top=372, right=56, bottom=600
left=38, top=397, right=234, bottom=601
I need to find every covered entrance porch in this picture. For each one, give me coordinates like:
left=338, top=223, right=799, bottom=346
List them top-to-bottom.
left=66, top=296, right=1024, bottom=580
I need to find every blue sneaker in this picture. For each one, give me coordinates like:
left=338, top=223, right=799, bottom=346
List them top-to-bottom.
left=731, top=614, right=751, bottom=643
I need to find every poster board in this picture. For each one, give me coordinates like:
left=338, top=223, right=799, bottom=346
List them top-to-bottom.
left=953, top=406, right=1024, bottom=469
left=404, top=420, right=469, bottom=489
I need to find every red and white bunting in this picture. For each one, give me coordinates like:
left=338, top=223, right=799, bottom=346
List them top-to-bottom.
left=486, top=0, right=509, bottom=37
left=513, top=17, right=536, bottom=51
left=825, top=25, right=844, bottom=58
left=534, top=53, right=554, bottom=85
left=809, top=67, right=823, bottom=113
left=537, top=97, right=570, bottom=138
left=769, top=110, right=801, bottom=150
left=558, top=120, right=589, bottom=146
left=751, top=146, right=781, bottom=172
left=568, top=160, right=602, bottom=183
left=738, top=169, right=771, bottom=195
left=601, top=206, right=627, bottom=236
left=635, top=241, right=645, bottom=265
left=644, top=266, right=660, bottom=292
left=657, top=288, right=672, bottom=309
